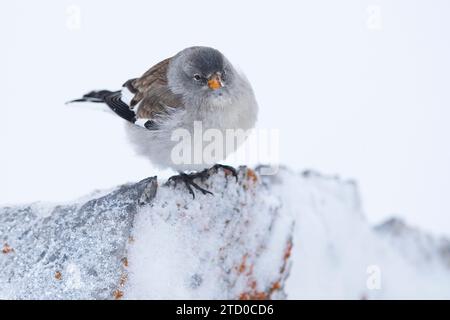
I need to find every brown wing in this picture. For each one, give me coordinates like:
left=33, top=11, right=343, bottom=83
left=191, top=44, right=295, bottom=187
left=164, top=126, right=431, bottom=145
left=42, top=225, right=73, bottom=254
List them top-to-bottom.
left=123, top=57, right=183, bottom=120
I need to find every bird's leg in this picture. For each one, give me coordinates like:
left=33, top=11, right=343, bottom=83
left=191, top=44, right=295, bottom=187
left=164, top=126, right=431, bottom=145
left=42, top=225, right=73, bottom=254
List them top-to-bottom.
left=212, top=164, right=238, bottom=182
left=167, top=165, right=238, bottom=199
left=168, top=172, right=213, bottom=199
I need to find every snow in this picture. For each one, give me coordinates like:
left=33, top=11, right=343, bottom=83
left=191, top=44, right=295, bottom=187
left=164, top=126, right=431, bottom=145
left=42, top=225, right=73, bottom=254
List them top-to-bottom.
left=1, top=167, right=449, bottom=299
left=125, top=168, right=293, bottom=299
left=268, top=169, right=450, bottom=299
left=0, top=177, right=157, bottom=299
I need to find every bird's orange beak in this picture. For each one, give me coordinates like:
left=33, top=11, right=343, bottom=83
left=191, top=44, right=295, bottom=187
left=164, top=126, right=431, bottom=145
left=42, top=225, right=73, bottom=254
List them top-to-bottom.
left=207, top=74, right=223, bottom=90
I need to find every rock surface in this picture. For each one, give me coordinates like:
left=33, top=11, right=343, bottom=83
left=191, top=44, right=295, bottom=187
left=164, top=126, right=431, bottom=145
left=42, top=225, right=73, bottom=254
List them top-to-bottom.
left=1, top=166, right=449, bottom=299
left=0, top=176, right=157, bottom=299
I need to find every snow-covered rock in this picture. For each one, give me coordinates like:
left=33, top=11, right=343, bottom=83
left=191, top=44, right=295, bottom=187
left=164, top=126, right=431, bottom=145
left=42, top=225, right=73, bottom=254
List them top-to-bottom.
left=1, top=166, right=449, bottom=299
left=272, top=169, right=450, bottom=299
left=0, top=177, right=157, bottom=299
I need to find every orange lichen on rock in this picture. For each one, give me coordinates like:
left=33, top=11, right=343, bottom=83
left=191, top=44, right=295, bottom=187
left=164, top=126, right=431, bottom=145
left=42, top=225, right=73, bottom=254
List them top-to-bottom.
left=242, top=168, right=258, bottom=190
left=246, top=169, right=258, bottom=183
left=237, top=239, right=293, bottom=300
left=280, top=239, right=293, bottom=273
left=284, top=240, right=292, bottom=260
left=2, top=243, right=14, bottom=254
left=236, top=254, right=248, bottom=274
left=236, top=255, right=271, bottom=300
left=114, top=270, right=128, bottom=299
left=55, top=271, right=62, bottom=280
left=119, top=274, right=128, bottom=287
left=239, top=279, right=284, bottom=300
left=239, top=280, right=282, bottom=301
left=271, top=281, right=281, bottom=292
left=113, top=290, right=124, bottom=300
left=239, top=290, right=268, bottom=300
left=239, top=292, right=251, bottom=300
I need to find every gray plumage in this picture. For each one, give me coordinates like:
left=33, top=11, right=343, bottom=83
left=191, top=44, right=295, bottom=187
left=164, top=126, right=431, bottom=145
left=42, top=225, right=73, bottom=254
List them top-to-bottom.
left=70, top=46, right=258, bottom=172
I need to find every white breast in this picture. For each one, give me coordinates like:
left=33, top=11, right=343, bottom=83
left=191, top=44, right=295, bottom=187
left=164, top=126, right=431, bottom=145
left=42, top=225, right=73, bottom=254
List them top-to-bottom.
left=125, top=75, right=258, bottom=172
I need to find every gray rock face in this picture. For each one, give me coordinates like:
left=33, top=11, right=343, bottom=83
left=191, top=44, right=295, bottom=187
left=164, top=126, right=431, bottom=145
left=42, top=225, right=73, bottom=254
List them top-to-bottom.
left=1, top=166, right=450, bottom=299
left=124, top=166, right=294, bottom=299
left=0, top=167, right=293, bottom=300
left=0, top=177, right=157, bottom=299
left=375, top=218, right=450, bottom=269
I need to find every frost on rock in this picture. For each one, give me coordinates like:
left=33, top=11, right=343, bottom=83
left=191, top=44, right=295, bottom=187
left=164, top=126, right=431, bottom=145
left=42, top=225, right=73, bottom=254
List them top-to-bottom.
left=1, top=166, right=450, bottom=300
left=125, top=167, right=293, bottom=299
left=271, top=169, right=450, bottom=299
left=0, top=177, right=157, bottom=299
left=375, top=218, right=450, bottom=271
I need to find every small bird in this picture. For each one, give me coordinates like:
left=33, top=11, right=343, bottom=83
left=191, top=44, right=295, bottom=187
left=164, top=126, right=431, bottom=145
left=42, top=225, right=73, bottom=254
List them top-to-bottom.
left=68, top=46, right=258, bottom=197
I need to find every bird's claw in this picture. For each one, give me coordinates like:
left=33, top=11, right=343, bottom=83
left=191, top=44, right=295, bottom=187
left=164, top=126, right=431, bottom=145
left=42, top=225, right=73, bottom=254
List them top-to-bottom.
left=212, top=164, right=238, bottom=182
left=167, top=165, right=238, bottom=199
left=168, top=172, right=213, bottom=199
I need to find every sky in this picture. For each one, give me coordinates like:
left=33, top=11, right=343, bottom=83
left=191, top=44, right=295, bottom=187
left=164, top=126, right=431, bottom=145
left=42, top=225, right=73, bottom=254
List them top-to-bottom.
left=1, top=0, right=449, bottom=236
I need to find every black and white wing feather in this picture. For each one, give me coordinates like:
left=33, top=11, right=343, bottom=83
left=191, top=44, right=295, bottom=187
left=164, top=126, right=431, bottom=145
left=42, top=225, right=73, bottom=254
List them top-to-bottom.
left=67, top=57, right=183, bottom=130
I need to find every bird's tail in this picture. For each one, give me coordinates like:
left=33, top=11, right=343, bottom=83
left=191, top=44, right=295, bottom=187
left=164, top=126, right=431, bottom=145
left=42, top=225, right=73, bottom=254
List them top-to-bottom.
left=65, top=89, right=156, bottom=130
left=66, top=90, right=115, bottom=104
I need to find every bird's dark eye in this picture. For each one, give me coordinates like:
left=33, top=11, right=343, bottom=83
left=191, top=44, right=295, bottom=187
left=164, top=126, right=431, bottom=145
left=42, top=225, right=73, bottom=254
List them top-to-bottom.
left=193, top=74, right=202, bottom=81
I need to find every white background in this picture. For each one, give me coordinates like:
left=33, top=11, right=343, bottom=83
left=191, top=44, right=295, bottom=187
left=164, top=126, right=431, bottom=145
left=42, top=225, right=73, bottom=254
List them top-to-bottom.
left=1, top=0, right=449, bottom=235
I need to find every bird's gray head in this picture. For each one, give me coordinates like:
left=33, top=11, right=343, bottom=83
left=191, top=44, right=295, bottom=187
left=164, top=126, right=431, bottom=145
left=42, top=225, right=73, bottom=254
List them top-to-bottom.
left=168, top=46, right=238, bottom=108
